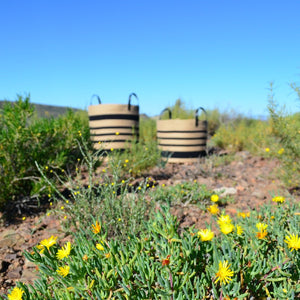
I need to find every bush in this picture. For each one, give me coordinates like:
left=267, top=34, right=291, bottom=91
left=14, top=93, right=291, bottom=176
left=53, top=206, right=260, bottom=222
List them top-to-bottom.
left=268, top=82, right=300, bottom=187
left=0, top=95, right=90, bottom=213
left=211, top=118, right=275, bottom=153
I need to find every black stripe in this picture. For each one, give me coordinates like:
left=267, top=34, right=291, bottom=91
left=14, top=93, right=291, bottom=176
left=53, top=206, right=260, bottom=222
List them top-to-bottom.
left=89, top=114, right=139, bottom=121
left=89, top=126, right=139, bottom=130
left=157, top=130, right=207, bottom=134
left=90, top=133, right=139, bottom=137
left=157, top=137, right=207, bottom=140
left=92, top=139, right=138, bottom=143
left=159, top=143, right=206, bottom=147
left=161, top=151, right=206, bottom=158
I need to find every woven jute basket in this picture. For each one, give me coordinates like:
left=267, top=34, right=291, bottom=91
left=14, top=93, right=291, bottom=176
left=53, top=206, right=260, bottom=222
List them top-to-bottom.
left=88, top=93, right=139, bottom=151
left=156, top=107, right=207, bottom=163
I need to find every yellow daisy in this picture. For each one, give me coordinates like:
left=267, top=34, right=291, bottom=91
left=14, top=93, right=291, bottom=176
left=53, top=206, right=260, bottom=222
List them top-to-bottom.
left=211, top=194, right=219, bottom=202
left=272, top=196, right=285, bottom=203
left=207, top=204, right=220, bottom=215
left=237, top=212, right=250, bottom=218
left=217, top=214, right=232, bottom=225
left=91, top=221, right=101, bottom=234
left=220, top=222, right=235, bottom=235
left=256, top=222, right=268, bottom=232
left=236, top=225, right=243, bottom=236
left=197, top=229, right=214, bottom=241
left=256, top=230, right=268, bottom=239
left=284, top=233, right=300, bottom=251
left=37, top=235, right=57, bottom=253
left=96, top=241, right=105, bottom=251
left=56, top=242, right=71, bottom=260
left=215, top=260, right=234, bottom=285
left=57, top=265, right=70, bottom=277
left=7, top=287, right=24, bottom=300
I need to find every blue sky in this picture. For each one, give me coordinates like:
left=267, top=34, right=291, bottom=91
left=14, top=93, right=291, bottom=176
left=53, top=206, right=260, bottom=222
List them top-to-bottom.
left=1, top=0, right=300, bottom=117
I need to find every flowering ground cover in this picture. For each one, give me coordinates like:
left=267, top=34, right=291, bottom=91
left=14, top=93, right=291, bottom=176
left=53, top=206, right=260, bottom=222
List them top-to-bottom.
left=0, top=150, right=299, bottom=299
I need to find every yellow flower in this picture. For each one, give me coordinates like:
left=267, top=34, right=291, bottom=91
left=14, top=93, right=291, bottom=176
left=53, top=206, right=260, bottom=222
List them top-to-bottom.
left=265, top=148, right=270, bottom=152
left=278, top=148, right=284, bottom=155
left=125, top=159, right=129, bottom=163
left=211, top=194, right=219, bottom=202
left=272, top=196, right=285, bottom=203
left=207, top=204, right=219, bottom=215
left=237, top=212, right=250, bottom=218
left=217, top=214, right=232, bottom=225
left=91, top=221, right=101, bottom=234
left=220, top=222, right=235, bottom=235
left=256, top=222, right=268, bottom=232
left=236, top=225, right=243, bottom=236
left=197, top=229, right=214, bottom=241
left=256, top=230, right=268, bottom=239
left=284, top=234, right=300, bottom=251
left=37, top=236, right=57, bottom=253
left=56, top=242, right=71, bottom=260
left=96, top=242, right=105, bottom=251
left=105, top=253, right=111, bottom=258
left=82, top=254, right=88, bottom=261
left=215, top=260, right=234, bottom=285
left=57, top=265, right=70, bottom=277
left=7, top=287, right=24, bottom=300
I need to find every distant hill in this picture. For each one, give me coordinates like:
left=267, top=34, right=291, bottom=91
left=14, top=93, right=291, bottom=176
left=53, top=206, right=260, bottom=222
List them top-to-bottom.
left=0, top=100, right=83, bottom=118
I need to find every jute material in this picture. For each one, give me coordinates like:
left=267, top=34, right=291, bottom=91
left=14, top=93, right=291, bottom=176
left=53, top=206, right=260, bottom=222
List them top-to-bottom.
left=88, top=103, right=139, bottom=150
left=157, top=118, right=207, bottom=163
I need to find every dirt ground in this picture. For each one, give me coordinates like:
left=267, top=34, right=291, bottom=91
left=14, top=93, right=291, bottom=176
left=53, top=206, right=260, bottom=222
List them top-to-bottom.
left=0, top=150, right=298, bottom=295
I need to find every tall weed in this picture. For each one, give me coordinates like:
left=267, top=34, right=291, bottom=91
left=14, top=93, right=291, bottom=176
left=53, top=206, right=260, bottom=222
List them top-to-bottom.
left=268, top=82, right=300, bottom=187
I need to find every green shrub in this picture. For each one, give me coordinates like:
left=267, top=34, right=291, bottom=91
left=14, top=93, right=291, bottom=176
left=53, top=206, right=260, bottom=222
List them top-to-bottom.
left=268, top=82, right=300, bottom=187
left=0, top=95, right=90, bottom=212
left=139, top=116, right=156, bottom=143
left=211, top=118, right=275, bottom=154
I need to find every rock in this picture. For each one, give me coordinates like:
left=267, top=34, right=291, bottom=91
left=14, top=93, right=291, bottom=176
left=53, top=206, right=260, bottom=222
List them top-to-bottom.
left=235, top=151, right=251, bottom=159
left=213, top=187, right=237, bottom=197
left=251, top=190, right=265, bottom=199
left=0, top=233, right=25, bottom=248
left=4, top=253, right=18, bottom=261
left=6, top=265, right=22, bottom=279
left=21, top=268, right=38, bottom=284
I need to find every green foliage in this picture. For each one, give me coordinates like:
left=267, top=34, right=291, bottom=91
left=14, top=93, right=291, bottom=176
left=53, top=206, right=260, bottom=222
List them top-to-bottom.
left=267, top=82, right=300, bottom=187
left=0, top=95, right=90, bottom=211
left=159, top=99, right=240, bottom=136
left=160, top=99, right=194, bottom=120
left=139, top=116, right=156, bottom=142
left=211, top=118, right=275, bottom=153
left=108, top=140, right=161, bottom=177
left=37, top=143, right=156, bottom=242
left=149, top=181, right=231, bottom=209
left=3, top=199, right=300, bottom=299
